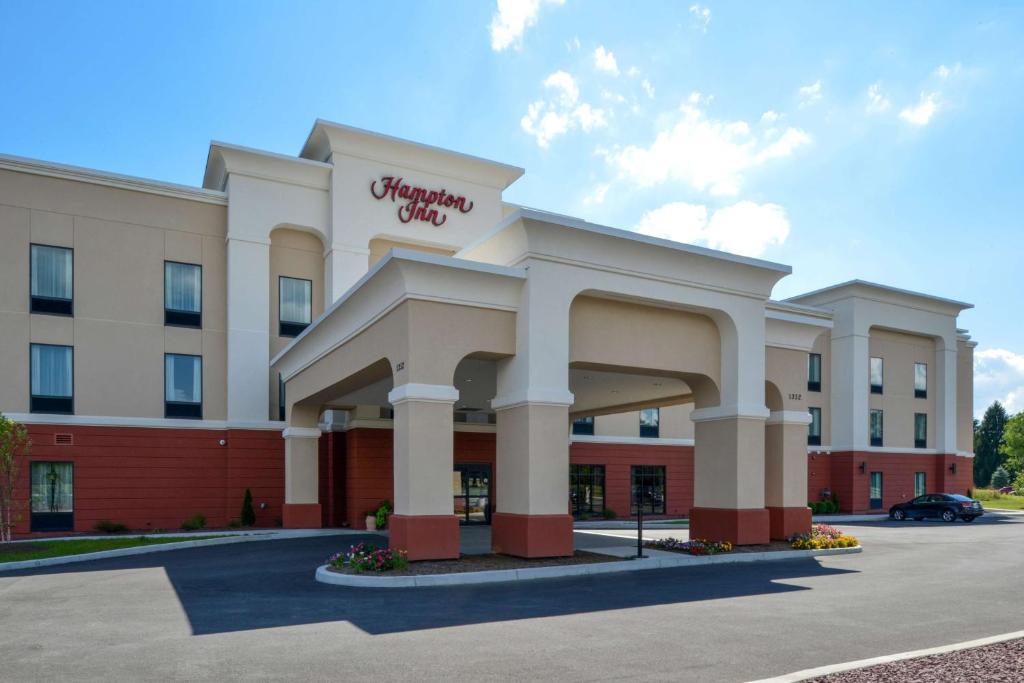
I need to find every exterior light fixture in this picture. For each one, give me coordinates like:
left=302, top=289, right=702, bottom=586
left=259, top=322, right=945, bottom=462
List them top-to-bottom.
left=858, top=461, right=866, bottom=474
left=950, top=462, right=957, bottom=474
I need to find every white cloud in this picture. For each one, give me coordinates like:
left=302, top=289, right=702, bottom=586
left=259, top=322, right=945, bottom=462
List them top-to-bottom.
left=489, top=0, right=564, bottom=52
left=689, top=4, right=711, bottom=32
left=566, top=36, right=580, bottom=52
left=593, top=45, right=619, bottom=76
left=935, top=63, right=962, bottom=80
left=625, top=66, right=641, bottom=78
left=521, top=71, right=608, bottom=147
left=641, top=79, right=655, bottom=99
left=798, top=80, right=822, bottom=106
left=866, top=82, right=891, bottom=114
left=601, top=89, right=627, bottom=104
left=899, top=91, right=939, bottom=125
left=609, top=100, right=811, bottom=195
left=760, top=110, right=780, bottom=124
left=583, top=182, right=611, bottom=206
left=634, top=200, right=790, bottom=257
left=974, top=348, right=1024, bottom=416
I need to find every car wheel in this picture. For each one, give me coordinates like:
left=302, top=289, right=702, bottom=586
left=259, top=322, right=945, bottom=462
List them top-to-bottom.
left=892, top=509, right=905, bottom=521
left=941, top=509, right=957, bottom=523
left=963, top=516, right=976, bottom=523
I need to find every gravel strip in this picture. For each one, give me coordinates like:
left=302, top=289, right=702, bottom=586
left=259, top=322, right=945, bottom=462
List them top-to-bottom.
left=326, top=550, right=621, bottom=576
left=808, top=637, right=1024, bottom=682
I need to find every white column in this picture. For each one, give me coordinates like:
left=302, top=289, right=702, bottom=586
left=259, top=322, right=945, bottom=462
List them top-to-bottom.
left=227, top=237, right=270, bottom=422
left=830, top=331, right=870, bottom=450
left=935, top=342, right=958, bottom=453
left=387, top=383, right=459, bottom=517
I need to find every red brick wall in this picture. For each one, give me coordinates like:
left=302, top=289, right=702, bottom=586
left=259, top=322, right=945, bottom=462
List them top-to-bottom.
left=12, top=424, right=284, bottom=535
left=569, top=442, right=694, bottom=519
left=808, top=451, right=974, bottom=513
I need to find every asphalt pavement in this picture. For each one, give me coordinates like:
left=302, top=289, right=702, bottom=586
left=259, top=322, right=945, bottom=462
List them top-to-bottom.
left=1, top=513, right=1022, bottom=682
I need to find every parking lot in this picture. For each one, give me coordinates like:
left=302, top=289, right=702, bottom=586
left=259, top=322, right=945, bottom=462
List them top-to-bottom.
left=1, top=512, right=1022, bottom=682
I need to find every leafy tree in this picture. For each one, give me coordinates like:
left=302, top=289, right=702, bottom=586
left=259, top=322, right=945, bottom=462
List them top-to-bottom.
left=975, top=402, right=1009, bottom=487
left=999, top=412, right=1024, bottom=479
left=0, top=413, right=31, bottom=543
left=991, top=466, right=1011, bottom=490
left=240, top=488, right=256, bottom=527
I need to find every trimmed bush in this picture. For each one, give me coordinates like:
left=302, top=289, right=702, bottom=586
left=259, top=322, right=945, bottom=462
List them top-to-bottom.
left=991, top=466, right=1011, bottom=489
left=240, top=488, right=256, bottom=526
left=602, top=508, right=617, bottom=520
left=181, top=514, right=207, bottom=531
left=227, top=518, right=242, bottom=529
left=94, top=520, right=128, bottom=534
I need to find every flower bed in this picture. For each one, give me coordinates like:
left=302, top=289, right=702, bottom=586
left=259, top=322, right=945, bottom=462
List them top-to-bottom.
left=789, top=524, right=859, bottom=550
left=645, top=537, right=733, bottom=555
left=328, top=542, right=408, bottom=573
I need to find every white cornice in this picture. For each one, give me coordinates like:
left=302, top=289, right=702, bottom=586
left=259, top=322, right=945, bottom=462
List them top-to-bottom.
left=0, top=152, right=227, bottom=205
left=387, top=383, right=459, bottom=405
left=490, top=389, right=576, bottom=411
left=690, top=404, right=771, bottom=423
left=766, top=411, right=813, bottom=426
left=6, top=413, right=283, bottom=431
left=282, top=426, right=322, bottom=439
left=571, top=435, right=695, bottom=447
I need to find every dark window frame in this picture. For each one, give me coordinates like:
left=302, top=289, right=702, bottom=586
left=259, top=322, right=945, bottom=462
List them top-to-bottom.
left=29, top=243, right=74, bottom=317
left=163, top=260, right=203, bottom=329
left=278, top=275, right=313, bottom=338
left=29, top=343, right=74, bottom=415
left=164, top=352, right=203, bottom=420
left=807, top=353, right=822, bottom=392
left=870, top=356, right=884, bottom=395
left=914, top=362, right=927, bottom=399
left=278, top=373, right=286, bottom=422
left=639, top=407, right=660, bottom=438
left=807, top=407, right=822, bottom=446
left=870, top=408, right=883, bottom=447
left=914, top=412, right=927, bottom=449
left=571, top=416, right=594, bottom=436
left=569, top=464, right=606, bottom=518
left=630, top=465, right=666, bottom=515
left=869, top=471, right=883, bottom=510
left=914, top=471, right=927, bottom=498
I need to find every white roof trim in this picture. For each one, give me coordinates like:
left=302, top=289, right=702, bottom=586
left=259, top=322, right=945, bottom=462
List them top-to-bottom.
left=0, top=152, right=227, bottom=205
left=787, top=279, right=973, bottom=310
left=6, top=413, right=283, bottom=431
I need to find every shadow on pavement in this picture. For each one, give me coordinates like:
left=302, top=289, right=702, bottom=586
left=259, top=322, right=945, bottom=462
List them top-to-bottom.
left=3, top=534, right=858, bottom=636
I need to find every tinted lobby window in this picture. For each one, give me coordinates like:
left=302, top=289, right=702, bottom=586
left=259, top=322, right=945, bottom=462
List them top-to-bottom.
left=30, top=244, right=73, bottom=315
left=569, top=465, right=605, bottom=517
left=631, top=465, right=666, bottom=515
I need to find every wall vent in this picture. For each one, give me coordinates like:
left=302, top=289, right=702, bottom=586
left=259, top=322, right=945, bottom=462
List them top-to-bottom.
left=54, top=433, right=73, bottom=446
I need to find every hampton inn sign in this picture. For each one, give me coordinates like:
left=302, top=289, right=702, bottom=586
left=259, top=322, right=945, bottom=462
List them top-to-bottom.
left=370, top=174, right=474, bottom=226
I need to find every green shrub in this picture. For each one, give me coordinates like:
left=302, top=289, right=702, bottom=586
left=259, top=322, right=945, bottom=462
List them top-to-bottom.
left=991, top=466, right=1011, bottom=489
left=1013, top=473, right=1024, bottom=495
left=240, top=488, right=256, bottom=526
left=374, top=499, right=392, bottom=530
left=602, top=508, right=617, bottom=520
left=181, top=514, right=207, bottom=531
left=227, top=518, right=242, bottom=529
left=94, top=520, right=128, bottom=534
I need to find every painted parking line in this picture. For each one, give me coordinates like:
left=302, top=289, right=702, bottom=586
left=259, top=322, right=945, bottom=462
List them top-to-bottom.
left=748, top=629, right=1024, bottom=683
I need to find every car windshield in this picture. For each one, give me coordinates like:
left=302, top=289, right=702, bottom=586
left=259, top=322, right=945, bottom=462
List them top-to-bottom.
left=950, top=494, right=973, bottom=502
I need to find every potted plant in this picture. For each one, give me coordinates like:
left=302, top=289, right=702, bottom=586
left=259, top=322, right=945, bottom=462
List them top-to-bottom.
left=365, top=510, right=377, bottom=531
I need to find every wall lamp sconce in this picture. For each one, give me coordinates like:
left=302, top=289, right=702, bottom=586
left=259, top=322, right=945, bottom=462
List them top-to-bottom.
left=858, top=461, right=867, bottom=474
left=950, top=462, right=957, bottom=475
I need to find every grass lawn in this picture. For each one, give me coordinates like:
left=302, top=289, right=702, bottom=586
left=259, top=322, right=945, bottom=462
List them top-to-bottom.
left=972, top=488, right=1024, bottom=511
left=0, top=535, right=225, bottom=563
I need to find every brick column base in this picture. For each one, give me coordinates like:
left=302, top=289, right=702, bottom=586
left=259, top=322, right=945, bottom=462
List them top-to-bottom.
left=282, top=503, right=322, bottom=529
left=768, top=506, right=812, bottom=540
left=689, top=507, right=770, bottom=545
left=491, top=512, right=574, bottom=558
left=388, top=514, right=460, bottom=561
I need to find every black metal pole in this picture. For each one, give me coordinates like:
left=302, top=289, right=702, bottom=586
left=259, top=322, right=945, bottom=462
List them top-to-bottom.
left=636, top=487, right=645, bottom=558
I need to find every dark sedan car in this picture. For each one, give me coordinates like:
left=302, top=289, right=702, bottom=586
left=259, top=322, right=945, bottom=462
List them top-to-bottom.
left=889, top=493, right=984, bottom=522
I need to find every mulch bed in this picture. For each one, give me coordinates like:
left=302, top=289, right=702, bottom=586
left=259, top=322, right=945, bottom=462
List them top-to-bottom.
left=646, top=541, right=804, bottom=555
left=326, top=550, right=623, bottom=576
left=808, top=638, right=1024, bottom=682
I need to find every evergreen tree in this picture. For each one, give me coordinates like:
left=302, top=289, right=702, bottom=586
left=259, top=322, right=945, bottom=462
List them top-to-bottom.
left=974, top=401, right=1008, bottom=487
left=991, top=466, right=1011, bottom=489
left=240, top=488, right=256, bottom=526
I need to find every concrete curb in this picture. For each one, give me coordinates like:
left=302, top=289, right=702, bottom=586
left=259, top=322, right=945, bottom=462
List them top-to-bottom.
left=812, top=514, right=889, bottom=523
left=0, top=529, right=360, bottom=572
left=314, top=546, right=862, bottom=588
left=748, top=628, right=1024, bottom=682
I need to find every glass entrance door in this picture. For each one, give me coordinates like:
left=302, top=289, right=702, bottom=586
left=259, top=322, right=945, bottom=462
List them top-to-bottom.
left=30, top=462, right=74, bottom=531
left=453, top=464, right=491, bottom=525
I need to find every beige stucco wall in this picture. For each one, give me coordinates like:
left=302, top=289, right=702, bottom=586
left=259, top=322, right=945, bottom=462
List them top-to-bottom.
left=0, top=169, right=228, bottom=418
left=269, top=228, right=325, bottom=419
left=367, top=238, right=455, bottom=269
left=868, top=328, right=937, bottom=449
left=807, top=331, right=831, bottom=446
left=957, top=339, right=974, bottom=453
left=593, top=403, right=694, bottom=439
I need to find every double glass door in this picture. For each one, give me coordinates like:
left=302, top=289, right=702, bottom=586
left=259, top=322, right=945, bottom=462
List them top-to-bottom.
left=453, top=464, right=491, bottom=525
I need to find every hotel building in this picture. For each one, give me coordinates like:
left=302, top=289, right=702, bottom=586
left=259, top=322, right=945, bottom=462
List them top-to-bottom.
left=0, top=121, right=976, bottom=558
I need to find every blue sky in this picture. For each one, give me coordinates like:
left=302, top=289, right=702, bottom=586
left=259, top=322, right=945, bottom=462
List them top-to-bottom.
left=2, top=1, right=1022, bottom=416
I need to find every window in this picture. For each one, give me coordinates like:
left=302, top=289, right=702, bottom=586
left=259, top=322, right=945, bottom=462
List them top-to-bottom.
left=30, top=244, right=73, bottom=315
left=164, top=261, right=202, bottom=327
left=279, top=276, right=312, bottom=337
left=30, top=344, right=73, bottom=414
left=165, top=353, right=202, bottom=419
left=807, top=353, right=822, bottom=392
left=870, top=357, right=883, bottom=394
left=914, top=362, right=927, bottom=399
left=278, top=373, right=286, bottom=422
left=808, top=407, right=822, bottom=446
left=639, top=408, right=660, bottom=438
left=870, top=409, right=884, bottom=447
left=914, top=413, right=927, bottom=449
left=572, top=416, right=594, bottom=436
left=30, top=462, right=74, bottom=531
left=569, top=465, right=605, bottom=517
left=631, top=465, right=666, bottom=515
left=915, top=471, right=927, bottom=498
left=869, top=472, right=883, bottom=510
